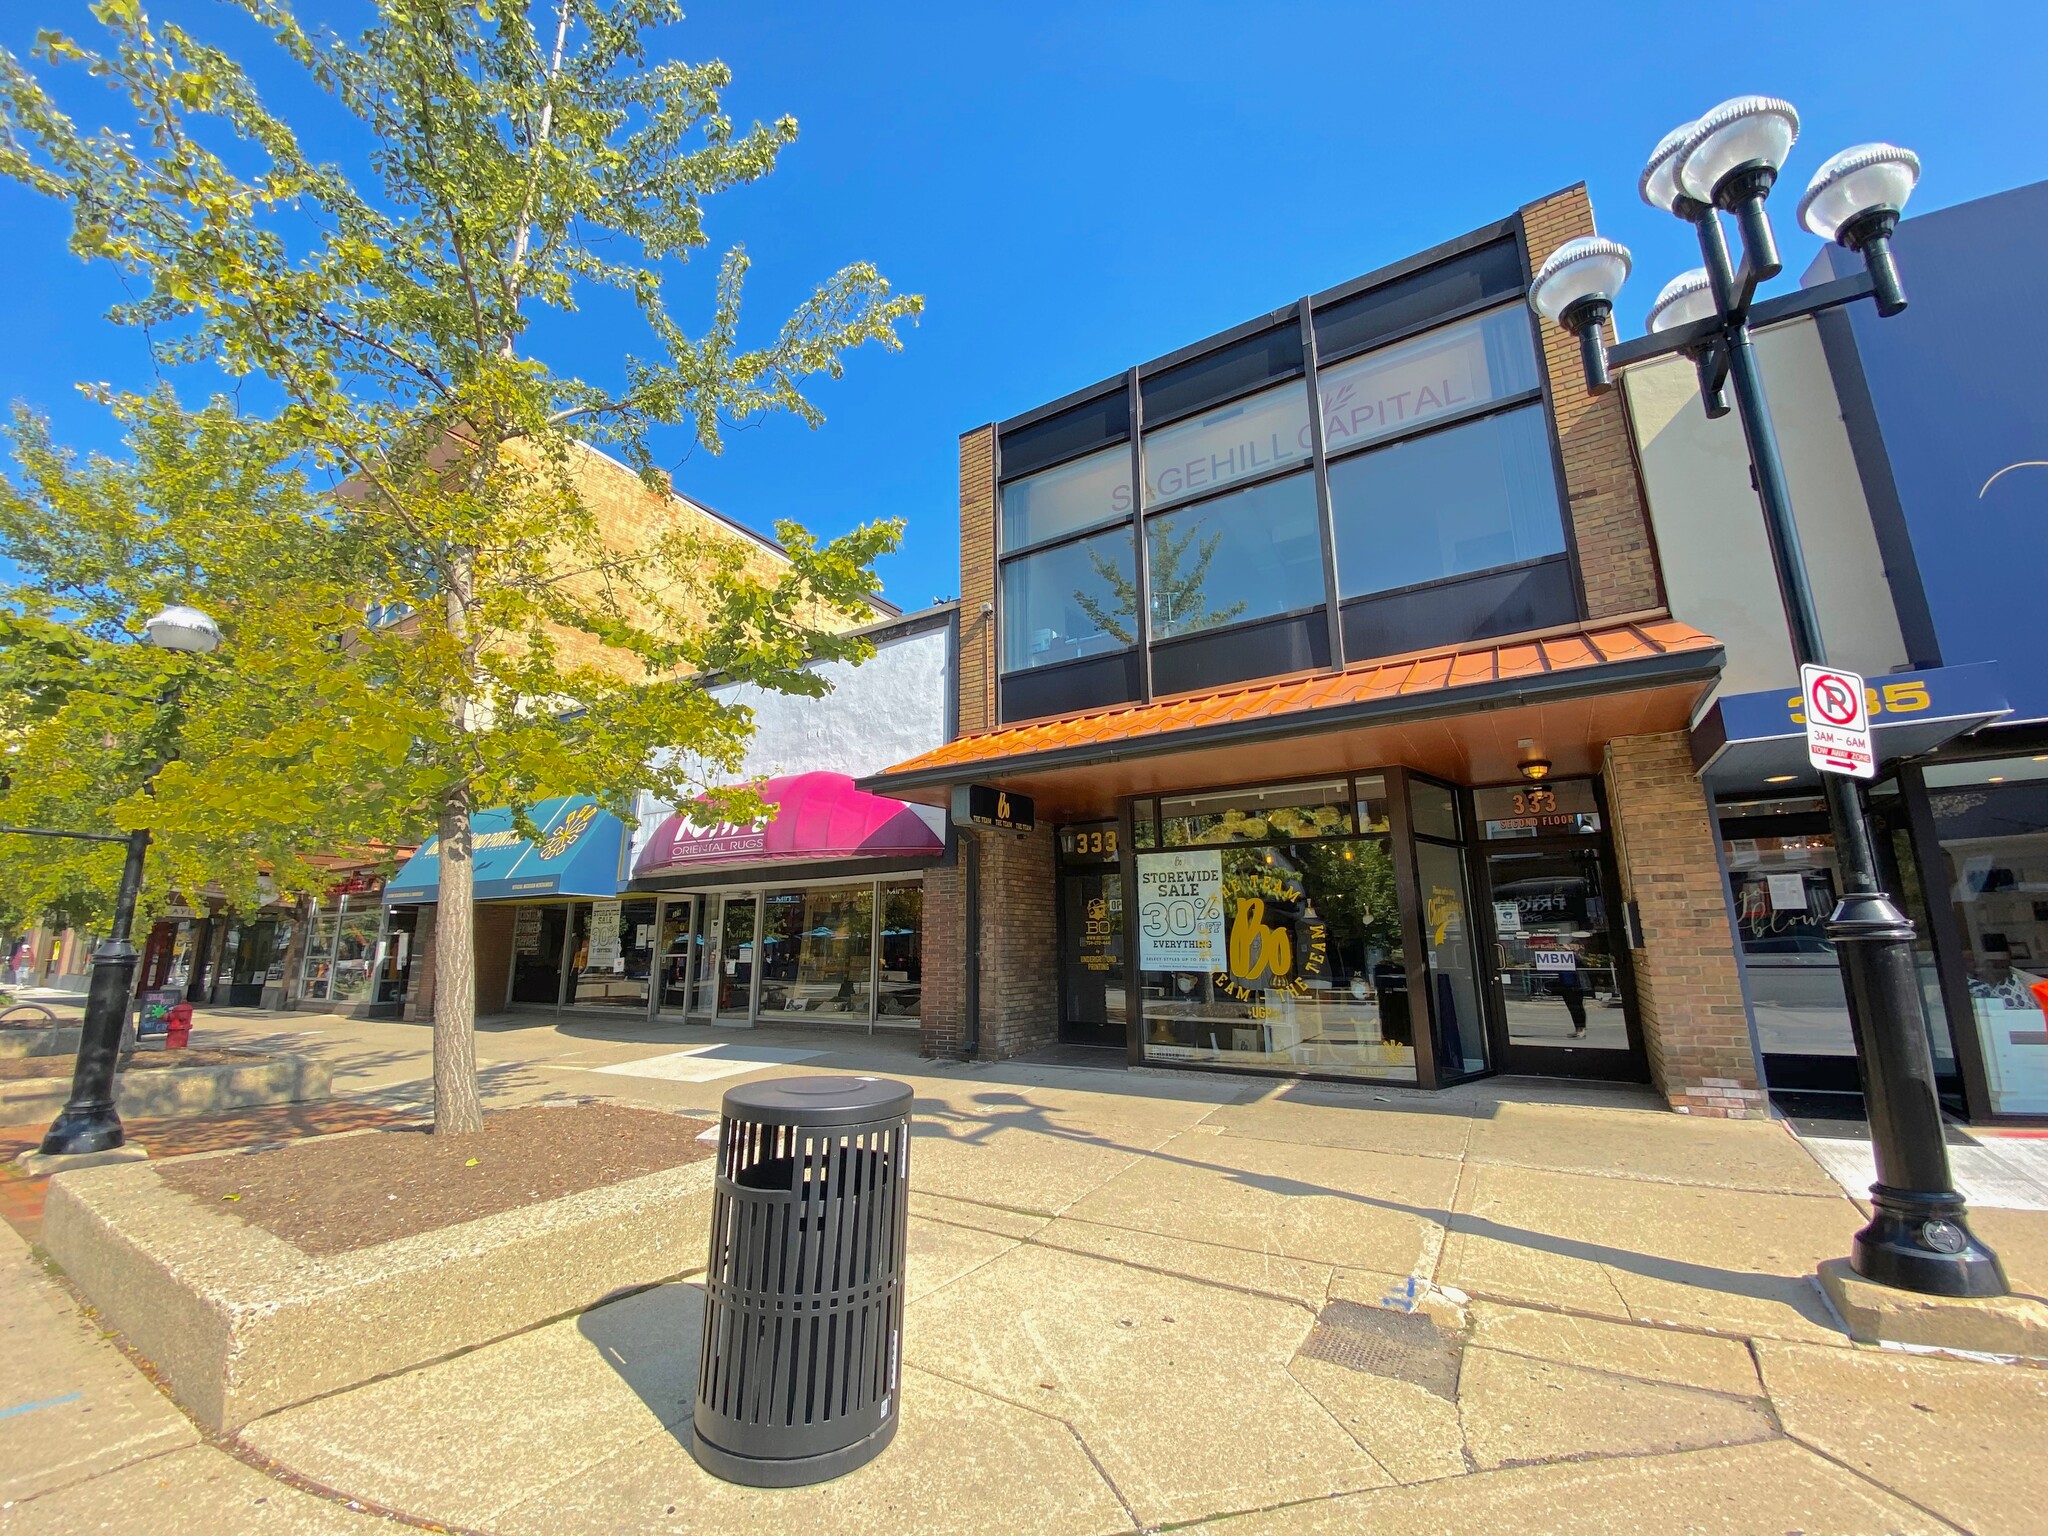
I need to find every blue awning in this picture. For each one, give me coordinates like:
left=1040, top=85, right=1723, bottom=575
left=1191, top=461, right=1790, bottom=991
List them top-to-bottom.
left=1690, top=662, right=2009, bottom=794
left=384, top=796, right=629, bottom=904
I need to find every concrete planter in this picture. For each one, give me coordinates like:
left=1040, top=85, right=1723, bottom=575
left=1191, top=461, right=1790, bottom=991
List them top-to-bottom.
left=0, top=1024, right=81, bottom=1060
left=0, top=1051, right=329, bottom=1124
left=44, top=1149, right=717, bottom=1433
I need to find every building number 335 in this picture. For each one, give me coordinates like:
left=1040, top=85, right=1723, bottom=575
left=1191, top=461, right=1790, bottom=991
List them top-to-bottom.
left=1787, top=679, right=1930, bottom=725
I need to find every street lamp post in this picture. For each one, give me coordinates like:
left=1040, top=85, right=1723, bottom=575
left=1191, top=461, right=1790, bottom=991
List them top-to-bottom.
left=1530, top=98, right=2006, bottom=1299
left=25, top=604, right=222, bottom=1159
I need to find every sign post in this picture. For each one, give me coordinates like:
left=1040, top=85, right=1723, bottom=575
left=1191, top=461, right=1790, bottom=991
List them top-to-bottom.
left=1801, top=664, right=1875, bottom=779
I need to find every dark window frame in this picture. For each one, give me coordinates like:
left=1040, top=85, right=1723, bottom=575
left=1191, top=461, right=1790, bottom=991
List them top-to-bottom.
left=1140, top=383, right=1320, bottom=518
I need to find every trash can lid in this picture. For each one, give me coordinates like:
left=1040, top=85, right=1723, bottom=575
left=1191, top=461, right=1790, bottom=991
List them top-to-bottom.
left=721, top=1073, right=915, bottom=1129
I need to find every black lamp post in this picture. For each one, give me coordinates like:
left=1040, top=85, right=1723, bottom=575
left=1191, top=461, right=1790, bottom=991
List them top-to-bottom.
left=1530, top=97, right=2005, bottom=1299
left=24, top=604, right=222, bottom=1158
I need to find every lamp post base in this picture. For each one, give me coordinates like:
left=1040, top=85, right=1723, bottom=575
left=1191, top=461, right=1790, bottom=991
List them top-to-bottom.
left=37, top=941, right=138, bottom=1158
left=1852, top=1184, right=2008, bottom=1298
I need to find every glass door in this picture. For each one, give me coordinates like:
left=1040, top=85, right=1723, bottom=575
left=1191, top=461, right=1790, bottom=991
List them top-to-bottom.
left=1481, top=841, right=1643, bottom=1079
left=1059, top=868, right=1126, bottom=1046
left=715, top=895, right=758, bottom=1023
left=655, top=898, right=695, bottom=1016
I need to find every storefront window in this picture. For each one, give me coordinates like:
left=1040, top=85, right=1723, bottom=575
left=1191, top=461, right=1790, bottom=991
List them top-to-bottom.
left=1142, top=379, right=1312, bottom=508
left=1328, top=403, right=1565, bottom=599
left=1001, top=444, right=1132, bottom=552
left=1144, top=472, right=1325, bottom=640
left=1001, top=526, right=1137, bottom=672
left=1927, top=757, right=2048, bottom=1114
left=1407, top=778, right=1460, bottom=841
left=1161, top=779, right=1353, bottom=846
left=1474, top=779, right=1601, bottom=838
left=1137, top=834, right=1412, bottom=1081
left=1415, top=838, right=1489, bottom=1078
left=878, top=883, right=923, bottom=1023
left=761, top=886, right=874, bottom=1020
left=575, top=897, right=659, bottom=1009
left=511, top=903, right=570, bottom=1004
left=328, top=907, right=381, bottom=1005
left=299, top=909, right=338, bottom=1001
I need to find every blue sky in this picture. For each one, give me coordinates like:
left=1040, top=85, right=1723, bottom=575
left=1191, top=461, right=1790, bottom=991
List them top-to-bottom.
left=3, top=1, right=2043, bottom=610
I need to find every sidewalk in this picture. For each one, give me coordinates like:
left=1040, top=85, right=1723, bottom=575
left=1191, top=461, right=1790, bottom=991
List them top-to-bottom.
left=5, top=1005, right=2047, bottom=1532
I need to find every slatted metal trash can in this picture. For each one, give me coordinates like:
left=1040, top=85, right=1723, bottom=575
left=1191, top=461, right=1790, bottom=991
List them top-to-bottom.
left=692, top=1074, right=914, bottom=1487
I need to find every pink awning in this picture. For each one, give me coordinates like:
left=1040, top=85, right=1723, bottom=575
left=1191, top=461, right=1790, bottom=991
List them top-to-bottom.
left=635, top=772, right=944, bottom=874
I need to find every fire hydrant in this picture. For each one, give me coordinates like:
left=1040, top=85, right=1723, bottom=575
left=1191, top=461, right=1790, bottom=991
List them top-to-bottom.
left=164, top=1000, right=194, bottom=1050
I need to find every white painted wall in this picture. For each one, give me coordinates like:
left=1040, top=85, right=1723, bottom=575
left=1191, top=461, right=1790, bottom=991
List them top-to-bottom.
left=1625, top=315, right=1908, bottom=710
left=630, top=618, right=953, bottom=863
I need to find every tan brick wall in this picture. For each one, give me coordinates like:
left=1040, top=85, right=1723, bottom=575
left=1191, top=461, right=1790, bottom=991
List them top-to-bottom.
left=1521, top=186, right=1664, bottom=620
left=958, top=425, right=998, bottom=734
left=1603, top=733, right=1763, bottom=1116
left=917, top=826, right=1058, bottom=1061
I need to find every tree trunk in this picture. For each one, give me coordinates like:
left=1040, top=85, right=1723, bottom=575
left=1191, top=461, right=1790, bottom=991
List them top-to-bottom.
left=431, top=780, right=485, bottom=1134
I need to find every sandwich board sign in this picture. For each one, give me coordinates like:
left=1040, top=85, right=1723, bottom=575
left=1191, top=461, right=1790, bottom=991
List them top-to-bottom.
left=1801, top=664, right=1875, bottom=779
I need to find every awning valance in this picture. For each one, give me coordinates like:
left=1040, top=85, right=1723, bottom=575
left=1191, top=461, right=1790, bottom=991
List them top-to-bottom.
left=1691, top=662, right=2008, bottom=794
left=635, top=772, right=943, bottom=876
left=384, top=796, right=629, bottom=904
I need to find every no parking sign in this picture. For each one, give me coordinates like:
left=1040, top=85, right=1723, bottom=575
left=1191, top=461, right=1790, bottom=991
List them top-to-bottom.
left=1801, top=664, right=1875, bottom=779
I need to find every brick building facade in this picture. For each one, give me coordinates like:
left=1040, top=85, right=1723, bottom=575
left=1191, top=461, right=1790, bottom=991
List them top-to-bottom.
left=876, top=187, right=1769, bottom=1116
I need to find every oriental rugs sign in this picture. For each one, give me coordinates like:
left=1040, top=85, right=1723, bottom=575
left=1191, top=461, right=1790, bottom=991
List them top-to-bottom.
left=659, top=819, right=771, bottom=864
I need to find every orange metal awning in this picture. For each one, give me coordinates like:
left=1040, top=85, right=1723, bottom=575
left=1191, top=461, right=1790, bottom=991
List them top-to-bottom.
left=863, top=620, right=1722, bottom=819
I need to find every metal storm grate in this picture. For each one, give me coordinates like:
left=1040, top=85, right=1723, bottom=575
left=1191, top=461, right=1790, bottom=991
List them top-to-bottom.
left=1296, top=1298, right=1463, bottom=1401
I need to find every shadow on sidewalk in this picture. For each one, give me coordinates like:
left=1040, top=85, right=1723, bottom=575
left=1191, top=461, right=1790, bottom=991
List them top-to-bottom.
left=579, top=1280, right=703, bottom=1449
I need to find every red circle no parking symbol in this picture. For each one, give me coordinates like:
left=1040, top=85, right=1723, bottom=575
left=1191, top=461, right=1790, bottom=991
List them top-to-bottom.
left=1809, top=672, right=1859, bottom=727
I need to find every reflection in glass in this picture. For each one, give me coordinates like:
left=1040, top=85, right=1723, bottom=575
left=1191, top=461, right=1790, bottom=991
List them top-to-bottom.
left=1317, top=306, right=1539, bottom=454
left=1142, top=379, right=1312, bottom=507
left=1329, top=403, right=1565, bottom=598
left=1001, top=444, right=1132, bottom=551
left=1145, top=473, right=1326, bottom=641
left=1001, top=527, right=1136, bottom=672
left=1930, top=764, right=2048, bottom=1113
left=1408, top=779, right=1459, bottom=841
left=1161, top=780, right=1353, bottom=846
left=1139, top=838, right=1414, bottom=1081
left=1416, top=840, right=1488, bottom=1077
left=1486, top=847, right=1625, bottom=1052
left=1061, top=870, right=1126, bottom=1045
left=878, top=883, right=923, bottom=1022
left=760, top=886, right=874, bottom=1020
left=715, top=897, right=756, bottom=1021
left=575, top=898, right=659, bottom=1009
left=658, top=899, right=694, bottom=1012
left=329, top=908, right=382, bottom=1004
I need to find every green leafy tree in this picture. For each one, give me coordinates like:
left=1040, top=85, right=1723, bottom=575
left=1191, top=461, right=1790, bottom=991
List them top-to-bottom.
left=1, top=1, right=921, bottom=1131
left=1075, top=515, right=1243, bottom=646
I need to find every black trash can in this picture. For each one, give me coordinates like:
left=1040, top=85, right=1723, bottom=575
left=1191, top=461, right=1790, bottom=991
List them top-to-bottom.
left=692, top=1074, right=914, bottom=1487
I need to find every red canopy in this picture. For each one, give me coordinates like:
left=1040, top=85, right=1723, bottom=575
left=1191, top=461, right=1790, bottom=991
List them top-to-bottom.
left=635, top=772, right=943, bottom=874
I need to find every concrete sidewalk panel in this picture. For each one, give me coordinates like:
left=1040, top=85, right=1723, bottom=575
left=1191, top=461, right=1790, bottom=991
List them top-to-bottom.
left=1202, top=1084, right=1473, bottom=1161
left=1465, top=1101, right=1841, bottom=1196
left=1062, top=1130, right=1458, bottom=1275
left=1444, top=1163, right=1853, bottom=1343
left=907, top=1214, right=1024, bottom=1304
left=1035, top=1216, right=1336, bottom=1310
left=0, top=1220, right=196, bottom=1504
left=904, top=1241, right=1387, bottom=1527
left=243, top=1282, right=701, bottom=1530
left=1466, top=1301, right=1764, bottom=1396
left=1759, top=1338, right=2048, bottom=1536
left=1457, top=1346, right=1775, bottom=1469
left=1287, top=1354, right=1470, bottom=1485
left=489, top=1367, right=1131, bottom=1536
left=1193, top=1439, right=1948, bottom=1534
left=1, top=1445, right=388, bottom=1534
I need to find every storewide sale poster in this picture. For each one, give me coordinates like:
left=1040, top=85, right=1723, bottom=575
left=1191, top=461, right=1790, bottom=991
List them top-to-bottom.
left=1136, top=850, right=1227, bottom=970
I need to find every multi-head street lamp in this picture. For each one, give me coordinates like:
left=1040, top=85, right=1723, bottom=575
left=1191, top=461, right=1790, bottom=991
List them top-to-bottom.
left=1527, top=99, right=2004, bottom=1301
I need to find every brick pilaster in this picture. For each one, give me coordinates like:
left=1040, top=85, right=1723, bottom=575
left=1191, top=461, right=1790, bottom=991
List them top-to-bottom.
left=1521, top=185, right=1664, bottom=620
left=958, top=425, right=998, bottom=734
left=1603, top=732, right=1763, bottom=1116
left=917, top=825, right=1057, bottom=1061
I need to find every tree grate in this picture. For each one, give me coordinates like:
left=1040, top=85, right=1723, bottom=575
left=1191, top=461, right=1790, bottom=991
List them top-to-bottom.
left=1296, top=1299, right=1463, bottom=1401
